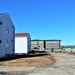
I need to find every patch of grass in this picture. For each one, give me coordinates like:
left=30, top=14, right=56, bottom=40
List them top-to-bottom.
left=0, top=71, right=32, bottom=75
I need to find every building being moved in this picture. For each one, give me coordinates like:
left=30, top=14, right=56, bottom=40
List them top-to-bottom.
left=0, top=13, right=15, bottom=57
left=15, top=33, right=31, bottom=54
left=31, top=40, right=61, bottom=52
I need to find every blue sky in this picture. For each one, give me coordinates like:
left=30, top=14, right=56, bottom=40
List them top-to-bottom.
left=0, top=0, right=75, bottom=45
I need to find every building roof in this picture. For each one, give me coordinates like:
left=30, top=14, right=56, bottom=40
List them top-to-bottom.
left=0, top=13, right=8, bottom=16
left=15, top=33, right=29, bottom=37
left=31, top=39, right=61, bottom=41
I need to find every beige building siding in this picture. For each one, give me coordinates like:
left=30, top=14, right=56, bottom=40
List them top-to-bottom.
left=31, top=40, right=61, bottom=51
left=31, top=41, right=44, bottom=50
left=46, top=41, right=61, bottom=50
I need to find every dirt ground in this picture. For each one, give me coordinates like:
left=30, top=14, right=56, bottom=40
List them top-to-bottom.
left=61, top=49, right=75, bottom=55
left=0, top=52, right=55, bottom=67
left=0, top=71, right=32, bottom=75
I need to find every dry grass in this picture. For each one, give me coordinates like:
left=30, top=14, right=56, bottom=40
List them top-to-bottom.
left=60, top=49, right=75, bottom=55
left=60, top=50, right=67, bottom=53
left=0, top=53, right=55, bottom=66
left=0, top=71, right=32, bottom=75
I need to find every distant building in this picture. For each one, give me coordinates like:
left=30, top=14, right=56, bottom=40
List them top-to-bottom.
left=0, top=13, right=15, bottom=57
left=15, top=33, right=31, bottom=54
left=31, top=40, right=61, bottom=52
left=31, top=40, right=44, bottom=51
left=45, top=40, right=61, bottom=50
left=62, top=45, right=75, bottom=52
left=62, top=45, right=75, bottom=49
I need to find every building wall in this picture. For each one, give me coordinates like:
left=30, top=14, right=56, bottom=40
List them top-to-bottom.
left=0, top=14, right=15, bottom=57
left=15, top=33, right=31, bottom=54
left=27, top=34, right=31, bottom=53
left=15, top=37, right=27, bottom=54
left=31, top=40, right=61, bottom=51
left=31, top=41, right=44, bottom=50
left=31, top=41, right=36, bottom=50
left=45, top=41, right=61, bottom=50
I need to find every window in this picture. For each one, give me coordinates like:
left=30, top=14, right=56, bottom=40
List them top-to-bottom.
left=0, top=22, right=2, bottom=25
left=6, top=26, right=9, bottom=34
left=6, top=39, right=8, bottom=42
left=11, top=39, right=14, bottom=42
left=0, top=40, right=2, bottom=43
left=37, top=41, right=39, bottom=43
left=6, top=43, right=9, bottom=48
left=36, top=43, right=39, bottom=45
left=13, top=49, right=14, bottom=52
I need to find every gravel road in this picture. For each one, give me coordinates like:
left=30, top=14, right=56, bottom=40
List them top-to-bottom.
left=0, top=52, right=75, bottom=75
left=27, top=52, right=75, bottom=75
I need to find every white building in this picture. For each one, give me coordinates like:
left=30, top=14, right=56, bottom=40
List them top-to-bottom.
left=0, top=13, right=15, bottom=57
left=15, top=33, right=31, bottom=54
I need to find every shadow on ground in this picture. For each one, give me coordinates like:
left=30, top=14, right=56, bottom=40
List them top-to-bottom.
left=0, top=52, right=48, bottom=62
left=0, top=71, right=31, bottom=75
